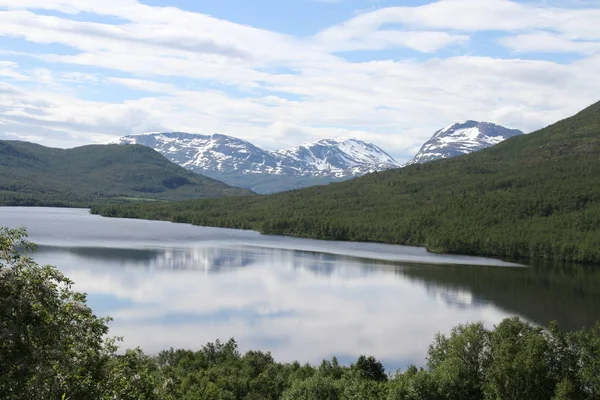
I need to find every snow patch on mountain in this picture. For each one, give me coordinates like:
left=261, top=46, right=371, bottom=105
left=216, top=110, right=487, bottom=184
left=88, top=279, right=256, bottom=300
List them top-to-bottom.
left=406, top=121, right=523, bottom=165
left=111, top=132, right=400, bottom=179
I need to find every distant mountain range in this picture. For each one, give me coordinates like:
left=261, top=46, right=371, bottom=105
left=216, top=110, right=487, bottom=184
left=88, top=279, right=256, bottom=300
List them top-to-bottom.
left=112, top=121, right=523, bottom=193
left=405, top=121, right=524, bottom=165
left=111, top=133, right=400, bottom=193
left=0, top=141, right=250, bottom=207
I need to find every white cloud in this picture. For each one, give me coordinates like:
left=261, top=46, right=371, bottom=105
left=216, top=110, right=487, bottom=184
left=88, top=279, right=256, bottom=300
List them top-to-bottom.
left=0, top=0, right=599, bottom=161
left=324, top=1, right=600, bottom=39
left=314, top=29, right=469, bottom=53
left=500, top=32, right=600, bottom=55
left=0, top=61, right=29, bottom=80
left=106, top=78, right=177, bottom=94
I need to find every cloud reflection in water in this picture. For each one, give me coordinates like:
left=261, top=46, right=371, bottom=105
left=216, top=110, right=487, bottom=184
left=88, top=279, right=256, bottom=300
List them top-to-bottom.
left=33, top=245, right=510, bottom=370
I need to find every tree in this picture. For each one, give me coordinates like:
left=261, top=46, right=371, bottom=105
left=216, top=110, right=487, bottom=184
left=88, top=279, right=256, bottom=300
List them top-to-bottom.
left=0, top=227, right=112, bottom=400
left=484, top=317, right=556, bottom=400
left=427, top=322, right=489, bottom=400
left=568, top=322, right=600, bottom=399
left=353, top=355, right=388, bottom=382
left=319, top=357, right=345, bottom=380
left=387, top=367, right=439, bottom=400
left=281, top=375, right=340, bottom=400
left=340, top=377, right=388, bottom=400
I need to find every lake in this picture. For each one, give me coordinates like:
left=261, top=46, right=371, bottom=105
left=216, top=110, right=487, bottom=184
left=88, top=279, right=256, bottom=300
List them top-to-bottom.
left=1, top=207, right=599, bottom=370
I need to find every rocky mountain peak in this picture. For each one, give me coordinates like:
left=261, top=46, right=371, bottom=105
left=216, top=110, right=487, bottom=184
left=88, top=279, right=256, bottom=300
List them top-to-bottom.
left=406, top=121, right=523, bottom=165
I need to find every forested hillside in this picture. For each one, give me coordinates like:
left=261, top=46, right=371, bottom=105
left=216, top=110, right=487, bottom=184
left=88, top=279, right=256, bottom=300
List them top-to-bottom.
left=93, top=102, right=600, bottom=264
left=0, top=141, right=251, bottom=206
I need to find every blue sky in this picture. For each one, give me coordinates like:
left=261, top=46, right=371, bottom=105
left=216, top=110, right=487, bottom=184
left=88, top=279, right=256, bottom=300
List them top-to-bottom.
left=1, top=0, right=599, bottom=162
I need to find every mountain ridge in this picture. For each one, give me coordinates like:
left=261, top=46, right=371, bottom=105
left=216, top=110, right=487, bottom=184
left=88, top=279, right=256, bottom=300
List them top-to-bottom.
left=111, top=133, right=400, bottom=193
left=0, top=140, right=251, bottom=207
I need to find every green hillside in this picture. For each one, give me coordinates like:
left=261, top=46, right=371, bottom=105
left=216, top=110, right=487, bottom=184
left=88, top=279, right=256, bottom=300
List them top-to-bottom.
left=92, top=102, right=600, bottom=264
left=0, top=141, right=251, bottom=206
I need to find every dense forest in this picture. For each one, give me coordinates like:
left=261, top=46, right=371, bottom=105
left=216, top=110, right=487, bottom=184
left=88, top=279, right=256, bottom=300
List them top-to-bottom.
left=93, top=101, right=600, bottom=264
left=0, top=141, right=251, bottom=207
left=2, top=227, right=600, bottom=400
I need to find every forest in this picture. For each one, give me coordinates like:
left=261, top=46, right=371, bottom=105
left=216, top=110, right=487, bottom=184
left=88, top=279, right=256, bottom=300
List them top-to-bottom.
left=93, top=101, right=600, bottom=264
left=2, top=227, right=600, bottom=400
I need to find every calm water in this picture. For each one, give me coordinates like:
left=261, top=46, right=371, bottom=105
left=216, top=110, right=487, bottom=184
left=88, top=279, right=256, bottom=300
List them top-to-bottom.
left=2, top=207, right=599, bottom=370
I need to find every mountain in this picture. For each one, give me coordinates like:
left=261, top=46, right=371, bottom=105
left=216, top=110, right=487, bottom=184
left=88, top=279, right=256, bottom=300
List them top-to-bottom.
left=93, top=101, right=600, bottom=264
left=406, top=121, right=524, bottom=165
left=111, top=133, right=400, bottom=193
left=273, top=137, right=399, bottom=177
left=0, top=141, right=251, bottom=207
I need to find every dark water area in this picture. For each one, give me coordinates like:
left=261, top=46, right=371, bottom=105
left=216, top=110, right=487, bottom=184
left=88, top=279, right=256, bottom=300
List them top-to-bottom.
left=2, top=207, right=599, bottom=370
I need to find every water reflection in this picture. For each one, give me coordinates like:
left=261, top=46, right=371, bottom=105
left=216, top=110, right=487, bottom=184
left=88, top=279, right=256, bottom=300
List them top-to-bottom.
left=4, top=207, right=600, bottom=370
left=30, top=244, right=600, bottom=370
left=31, top=245, right=509, bottom=368
left=396, top=263, right=600, bottom=332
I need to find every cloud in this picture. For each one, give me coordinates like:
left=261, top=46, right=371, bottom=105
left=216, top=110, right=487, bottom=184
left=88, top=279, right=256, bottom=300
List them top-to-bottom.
left=0, top=0, right=599, bottom=161
left=323, top=1, right=600, bottom=39
left=314, top=29, right=469, bottom=53
left=500, top=32, right=600, bottom=55
left=0, top=61, right=30, bottom=80
left=106, top=78, right=177, bottom=94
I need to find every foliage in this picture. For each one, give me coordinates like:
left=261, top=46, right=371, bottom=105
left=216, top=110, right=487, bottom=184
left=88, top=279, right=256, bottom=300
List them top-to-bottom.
left=92, top=101, right=600, bottom=264
left=0, top=141, right=251, bottom=207
left=0, top=227, right=112, bottom=400
left=2, top=228, right=600, bottom=399
left=427, top=322, right=488, bottom=400
left=353, top=355, right=388, bottom=382
left=281, top=375, right=341, bottom=400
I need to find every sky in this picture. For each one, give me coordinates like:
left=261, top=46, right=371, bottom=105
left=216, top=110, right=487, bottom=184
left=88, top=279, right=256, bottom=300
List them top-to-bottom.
left=0, top=0, right=599, bottom=162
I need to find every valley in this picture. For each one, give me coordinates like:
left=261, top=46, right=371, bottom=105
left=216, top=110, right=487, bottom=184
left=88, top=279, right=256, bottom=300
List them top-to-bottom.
left=93, top=102, right=600, bottom=264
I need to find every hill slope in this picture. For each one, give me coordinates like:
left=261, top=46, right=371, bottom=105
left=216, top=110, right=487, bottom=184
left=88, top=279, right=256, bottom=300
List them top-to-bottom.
left=92, top=102, right=600, bottom=264
left=405, top=121, right=523, bottom=165
left=112, top=133, right=400, bottom=193
left=0, top=141, right=251, bottom=207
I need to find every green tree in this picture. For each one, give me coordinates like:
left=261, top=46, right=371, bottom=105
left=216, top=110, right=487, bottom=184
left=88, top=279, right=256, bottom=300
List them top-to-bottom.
left=0, top=228, right=112, bottom=400
left=484, top=317, right=556, bottom=400
left=427, top=322, right=489, bottom=400
left=568, top=322, right=600, bottom=399
left=103, top=348, right=159, bottom=400
left=353, top=355, right=388, bottom=382
left=319, top=357, right=345, bottom=380
left=387, top=367, right=439, bottom=400
left=282, top=375, right=340, bottom=400
left=340, top=377, right=388, bottom=400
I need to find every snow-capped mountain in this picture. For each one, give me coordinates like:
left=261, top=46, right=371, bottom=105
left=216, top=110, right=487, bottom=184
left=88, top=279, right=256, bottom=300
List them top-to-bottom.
left=405, top=121, right=523, bottom=165
left=111, top=132, right=400, bottom=193
left=113, top=132, right=283, bottom=175
left=274, top=137, right=399, bottom=177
